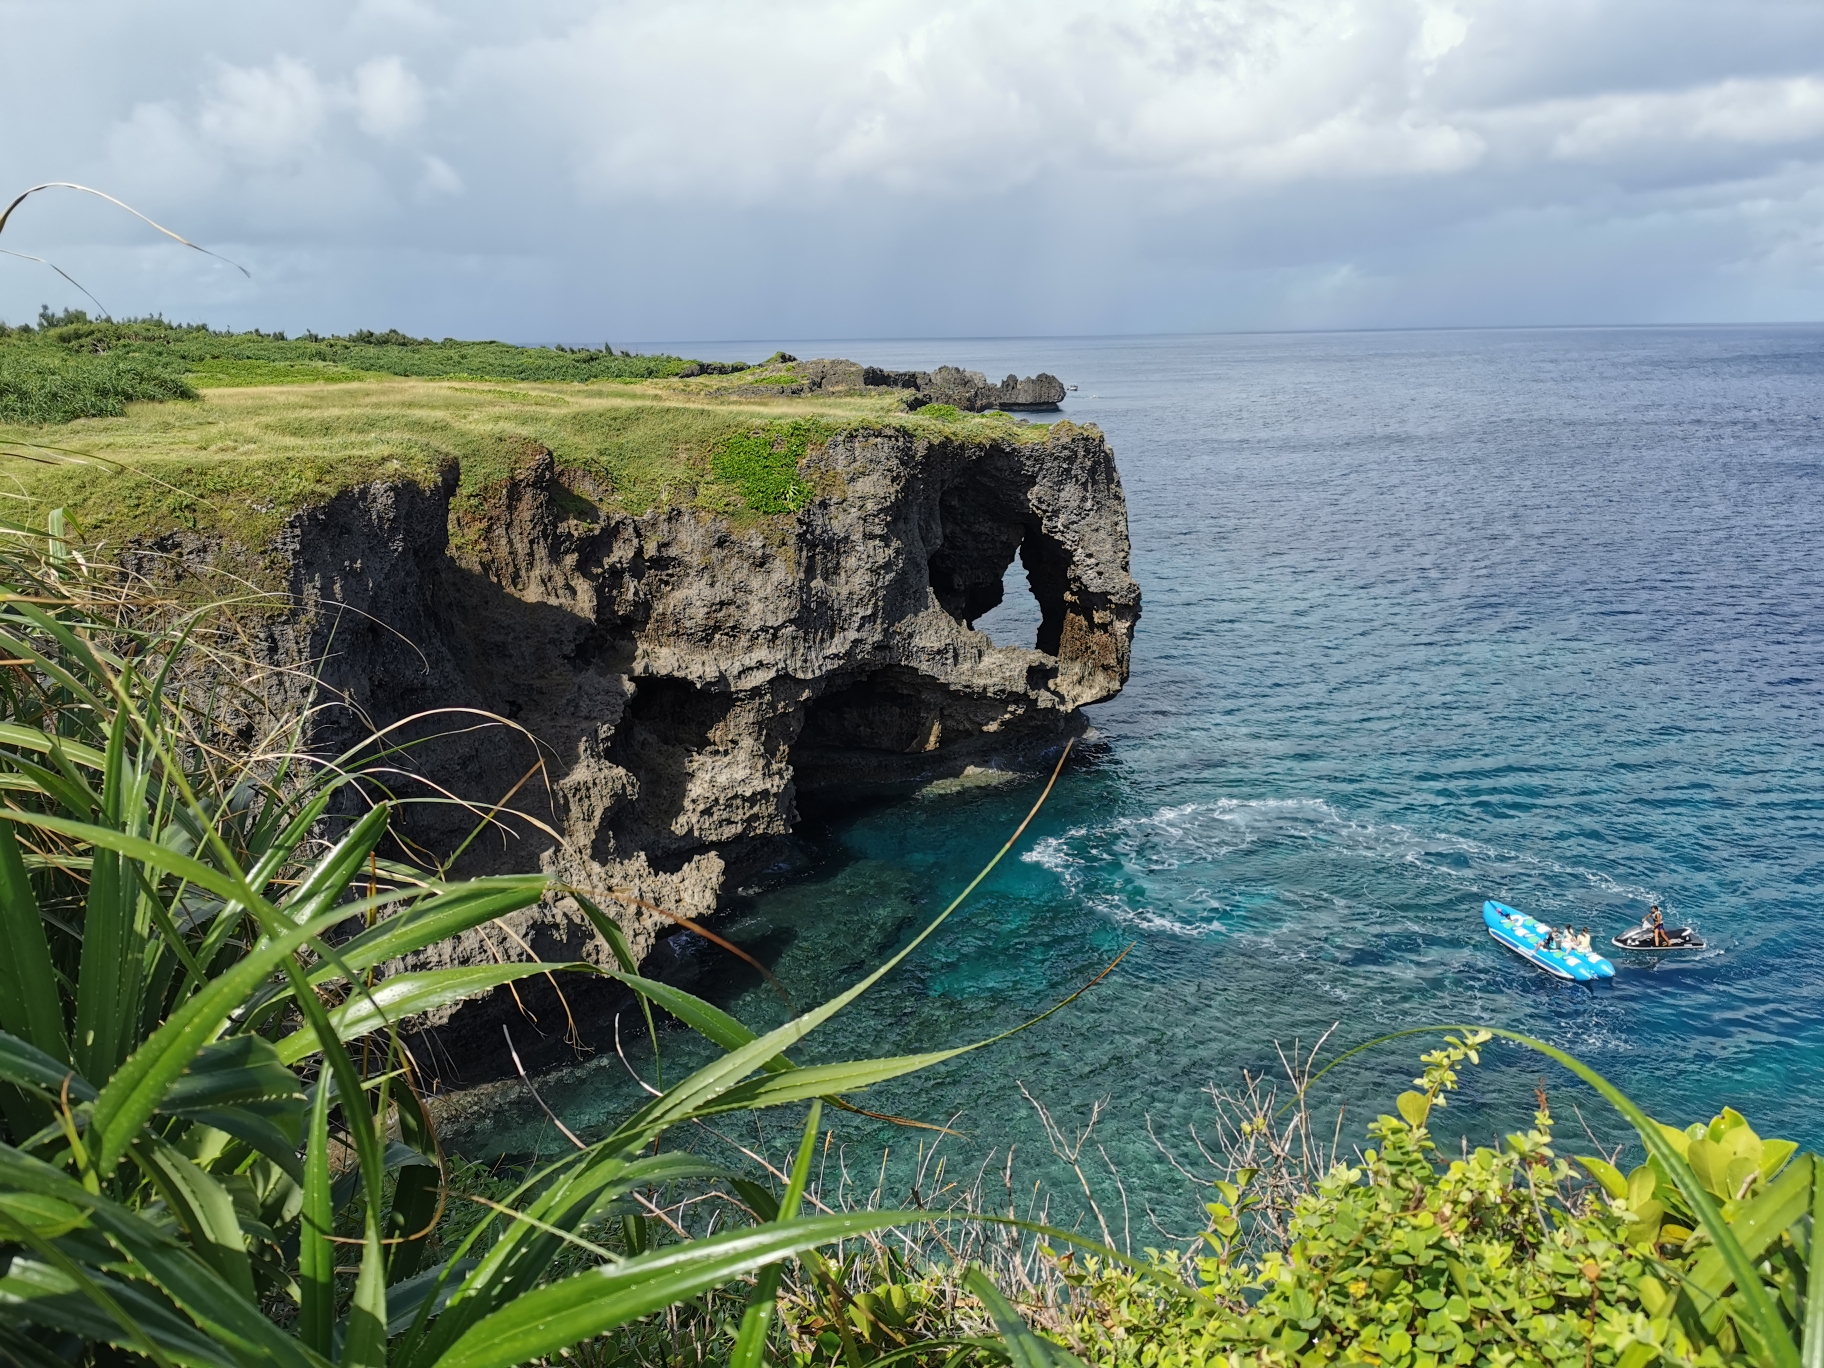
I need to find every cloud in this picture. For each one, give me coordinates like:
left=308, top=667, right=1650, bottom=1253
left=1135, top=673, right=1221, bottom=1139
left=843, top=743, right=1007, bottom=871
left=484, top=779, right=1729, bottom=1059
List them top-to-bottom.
left=4, top=0, right=1824, bottom=337
left=198, top=56, right=328, bottom=163
left=353, top=56, right=425, bottom=139
left=1547, top=77, right=1824, bottom=161
left=417, top=153, right=462, bottom=196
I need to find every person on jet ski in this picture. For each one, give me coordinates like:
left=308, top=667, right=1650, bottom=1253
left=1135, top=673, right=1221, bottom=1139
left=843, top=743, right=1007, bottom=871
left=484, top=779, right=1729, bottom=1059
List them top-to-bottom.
left=1649, top=905, right=1667, bottom=947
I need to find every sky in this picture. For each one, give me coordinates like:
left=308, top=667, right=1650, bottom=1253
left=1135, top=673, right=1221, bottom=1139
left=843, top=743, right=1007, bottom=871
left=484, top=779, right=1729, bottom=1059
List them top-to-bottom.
left=3, top=0, right=1824, bottom=343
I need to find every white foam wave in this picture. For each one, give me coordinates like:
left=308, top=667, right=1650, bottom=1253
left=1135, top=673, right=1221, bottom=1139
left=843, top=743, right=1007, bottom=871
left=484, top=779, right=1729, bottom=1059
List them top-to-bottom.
left=1022, top=794, right=1662, bottom=938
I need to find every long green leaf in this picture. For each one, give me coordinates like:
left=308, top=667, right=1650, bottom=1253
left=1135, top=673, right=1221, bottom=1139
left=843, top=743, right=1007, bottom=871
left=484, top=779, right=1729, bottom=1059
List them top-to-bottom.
left=71, top=703, right=148, bottom=1085
left=0, top=722, right=107, bottom=771
left=275, top=804, right=388, bottom=930
left=0, top=809, right=262, bottom=922
left=0, top=819, right=67, bottom=1064
left=303, top=879, right=548, bottom=986
left=88, top=904, right=345, bottom=1173
left=272, top=963, right=591, bottom=1065
left=0, top=1031, right=95, bottom=1102
left=692, top=1048, right=977, bottom=1118
left=298, top=1075, right=334, bottom=1358
left=384, top=1079, right=441, bottom=1285
left=732, top=1101, right=824, bottom=1368
left=133, top=1141, right=255, bottom=1303
left=0, top=1146, right=326, bottom=1368
left=395, top=1150, right=732, bottom=1367
left=1683, top=1153, right=1814, bottom=1301
left=1803, top=1159, right=1824, bottom=1368
left=435, top=1210, right=936, bottom=1368
left=0, top=1256, right=228, bottom=1368
left=965, top=1267, right=1083, bottom=1368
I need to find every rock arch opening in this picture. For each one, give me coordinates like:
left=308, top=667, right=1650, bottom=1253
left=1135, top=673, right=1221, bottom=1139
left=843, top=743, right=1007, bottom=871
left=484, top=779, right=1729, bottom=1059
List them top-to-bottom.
left=925, top=465, right=1071, bottom=653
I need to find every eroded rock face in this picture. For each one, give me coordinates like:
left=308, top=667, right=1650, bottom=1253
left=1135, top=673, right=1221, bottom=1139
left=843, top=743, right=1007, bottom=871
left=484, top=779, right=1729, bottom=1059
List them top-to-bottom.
left=260, top=421, right=1136, bottom=1068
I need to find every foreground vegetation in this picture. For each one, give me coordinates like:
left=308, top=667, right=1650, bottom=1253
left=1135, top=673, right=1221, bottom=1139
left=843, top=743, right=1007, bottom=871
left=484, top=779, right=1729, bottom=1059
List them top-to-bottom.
left=0, top=516, right=1819, bottom=1368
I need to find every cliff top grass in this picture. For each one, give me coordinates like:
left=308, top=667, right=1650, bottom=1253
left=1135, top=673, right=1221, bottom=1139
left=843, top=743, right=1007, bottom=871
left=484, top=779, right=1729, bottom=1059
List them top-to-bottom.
left=0, top=313, right=1067, bottom=560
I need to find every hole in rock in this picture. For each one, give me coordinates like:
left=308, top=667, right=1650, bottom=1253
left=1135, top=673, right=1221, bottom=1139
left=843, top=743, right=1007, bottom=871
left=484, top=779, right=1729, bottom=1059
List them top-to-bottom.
left=925, top=474, right=1070, bottom=652
left=971, top=543, right=1044, bottom=648
left=797, top=668, right=944, bottom=755
left=600, top=676, right=728, bottom=851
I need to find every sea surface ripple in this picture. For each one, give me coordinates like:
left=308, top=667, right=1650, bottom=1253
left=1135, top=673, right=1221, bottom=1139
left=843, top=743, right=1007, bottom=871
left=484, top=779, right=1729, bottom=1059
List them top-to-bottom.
left=452, top=327, right=1824, bottom=1224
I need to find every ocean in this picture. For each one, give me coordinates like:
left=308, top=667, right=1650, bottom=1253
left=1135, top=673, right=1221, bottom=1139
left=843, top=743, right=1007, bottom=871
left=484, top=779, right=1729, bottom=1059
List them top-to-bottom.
left=447, top=326, right=1824, bottom=1230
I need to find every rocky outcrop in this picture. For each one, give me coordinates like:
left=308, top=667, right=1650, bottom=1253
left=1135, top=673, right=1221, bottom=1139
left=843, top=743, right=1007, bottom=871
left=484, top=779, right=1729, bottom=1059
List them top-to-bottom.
left=736, top=358, right=1067, bottom=411
left=911, top=367, right=1067, bottom=412
left=249, top=417, right=1136, bottom=1075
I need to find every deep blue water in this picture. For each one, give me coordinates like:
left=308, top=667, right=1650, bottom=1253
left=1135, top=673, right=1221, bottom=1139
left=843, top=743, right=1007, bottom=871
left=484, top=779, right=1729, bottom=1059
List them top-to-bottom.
left=451, top=327, right=1824, bottom=1228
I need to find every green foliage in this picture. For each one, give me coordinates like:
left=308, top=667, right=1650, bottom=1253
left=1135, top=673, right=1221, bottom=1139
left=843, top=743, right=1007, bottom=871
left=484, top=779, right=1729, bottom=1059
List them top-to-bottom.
left=0, top=315, right=713, bottom=425
left=13, top=315, right=698, bottom=387
left=0, top=344, right=194, bottom=423
left=916, top=404, right=962, bottom=422
left=709, top=419, right=830, bottom=514
left=0, top=515, right=1063, bottom=1367
left=1062, top=1032, right=1821, bottom=1368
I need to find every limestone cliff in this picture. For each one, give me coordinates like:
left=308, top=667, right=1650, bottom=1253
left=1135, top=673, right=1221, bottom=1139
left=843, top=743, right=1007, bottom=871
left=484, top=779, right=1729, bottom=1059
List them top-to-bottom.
left=255, top=410, right=1137, bottom=1068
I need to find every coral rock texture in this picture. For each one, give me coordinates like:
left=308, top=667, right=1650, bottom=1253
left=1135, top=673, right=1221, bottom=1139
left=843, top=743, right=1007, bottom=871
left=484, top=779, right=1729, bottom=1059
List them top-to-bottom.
left=262, top=418, right=1136, bottom=1056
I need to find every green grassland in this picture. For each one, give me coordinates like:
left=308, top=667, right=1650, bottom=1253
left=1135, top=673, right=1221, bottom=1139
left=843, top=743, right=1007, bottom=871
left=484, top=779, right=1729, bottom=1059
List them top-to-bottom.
left=0, top=318, right=1056, bottom=569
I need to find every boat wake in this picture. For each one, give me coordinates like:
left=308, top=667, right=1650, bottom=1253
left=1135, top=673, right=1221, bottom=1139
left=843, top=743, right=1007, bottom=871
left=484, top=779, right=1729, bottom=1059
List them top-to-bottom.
left=1023, top=795, right=1663, bottom=940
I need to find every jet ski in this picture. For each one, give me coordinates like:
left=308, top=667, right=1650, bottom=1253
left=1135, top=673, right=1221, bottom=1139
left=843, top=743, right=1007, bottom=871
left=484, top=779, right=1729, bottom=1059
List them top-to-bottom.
left=1483, top=901, right=1616, bottom=982
left=1612, top=921, right=1706, bottom=951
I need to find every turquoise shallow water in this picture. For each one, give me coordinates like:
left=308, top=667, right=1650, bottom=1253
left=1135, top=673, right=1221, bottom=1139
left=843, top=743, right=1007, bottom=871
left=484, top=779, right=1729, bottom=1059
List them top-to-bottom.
left=452, top=326, right=1824, bottom=1227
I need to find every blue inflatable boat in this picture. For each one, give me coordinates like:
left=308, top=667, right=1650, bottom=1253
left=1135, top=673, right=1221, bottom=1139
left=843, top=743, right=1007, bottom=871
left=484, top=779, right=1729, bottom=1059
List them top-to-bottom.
left=1484, top=901, right=1615, bottom=982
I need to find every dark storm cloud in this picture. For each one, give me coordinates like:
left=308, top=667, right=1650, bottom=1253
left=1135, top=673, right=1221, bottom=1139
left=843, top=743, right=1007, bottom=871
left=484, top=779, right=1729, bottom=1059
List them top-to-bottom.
left=3, top=0, right=1822, bottom=339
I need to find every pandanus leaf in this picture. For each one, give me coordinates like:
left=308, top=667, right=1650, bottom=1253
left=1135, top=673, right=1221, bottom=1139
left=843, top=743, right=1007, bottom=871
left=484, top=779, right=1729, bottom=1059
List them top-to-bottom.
left=0, top=821, right=67, bottom=1070
left=85, top=902, right=350, bottom=1173
left=272, top=963, right=590, bottom=1066
left=0, top=1031, right=95, bottom=1103
left=732, top=1101, right=823, bottom=1368
left=0, top=1146, right=326, bottom=1368
left=433, top=1210, right=939, bottom=1368
left=0, top=1256, right=238, bottom=1368
left=964, top=1266, right=1085, bottom=1368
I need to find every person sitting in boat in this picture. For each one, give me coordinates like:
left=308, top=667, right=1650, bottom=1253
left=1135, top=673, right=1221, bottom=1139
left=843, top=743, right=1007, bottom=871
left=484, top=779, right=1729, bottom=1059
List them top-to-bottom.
left=1541, top=927, right=1557, bottom=949
left=1580, top=927, right=1594, bottom=951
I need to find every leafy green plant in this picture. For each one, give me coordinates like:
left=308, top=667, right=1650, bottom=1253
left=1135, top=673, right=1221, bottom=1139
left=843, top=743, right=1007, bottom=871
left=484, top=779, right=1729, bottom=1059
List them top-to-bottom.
left=0, top=345, right=195, bottom=423
left=0, top=512, right=1088, bottom=1367
left=1063, top=1030, right=1824, bottom=1368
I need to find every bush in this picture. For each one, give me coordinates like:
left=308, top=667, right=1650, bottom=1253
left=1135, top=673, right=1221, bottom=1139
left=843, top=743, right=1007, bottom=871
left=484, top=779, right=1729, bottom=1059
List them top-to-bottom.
left=0, top=343, right=195, bottom=423
left=1061, top=1031, right=1817, bottom=1368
